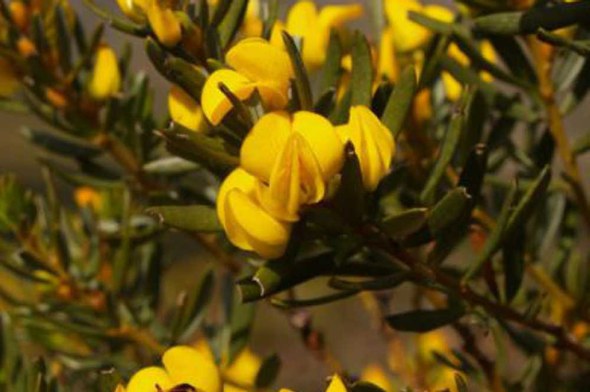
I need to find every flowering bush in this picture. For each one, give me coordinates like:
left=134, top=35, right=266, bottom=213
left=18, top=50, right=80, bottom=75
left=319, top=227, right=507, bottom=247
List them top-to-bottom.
left=1, top=0, right=590, bottom=390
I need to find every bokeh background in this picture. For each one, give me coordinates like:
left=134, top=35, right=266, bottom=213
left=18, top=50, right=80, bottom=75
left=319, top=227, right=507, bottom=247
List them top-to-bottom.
left=1, top=0, right=589, bottom=390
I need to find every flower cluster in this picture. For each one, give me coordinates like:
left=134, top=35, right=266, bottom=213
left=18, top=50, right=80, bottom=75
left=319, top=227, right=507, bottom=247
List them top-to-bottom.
left=193, top=36, right=395, bottom=259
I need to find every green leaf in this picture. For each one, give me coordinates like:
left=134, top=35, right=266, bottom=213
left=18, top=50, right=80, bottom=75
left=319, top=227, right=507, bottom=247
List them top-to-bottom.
left=217, top=0, right=248, bottom=48
left=473, top=2, right=590, bottom=35
left=54, top=5, right=72, bottom=73
left=408, top=10, right=454, bottom=35
left=537, top=28, right=590, bottom=57
left=321, top=30, right=343, bottom=95
left=282, top=31, right=313, bottom=110
left=350, top=31, right=374, bottom=107
left=488, top=36, right=537, bottom=85
left=166, top=57, right=207, bottom=101
left=381, top=66, right=417, bottom=139
left=421, top=90, right=472, bottom=203
left=22, top=128, right=101, bottom=159
left=333, top=142, right=365, bottom=224
left=143, top=157, right=200, bottom=174
left=506, top=166, right=551, bottom=233
left=464, top=182, right=518, bottom=281
left=428, top=188, right=471, bottom=238
left=146, top=205, right=221, bottom=232
left=381, top=208, right=428, bottom=238
left=502, top=226, right=525, bottom=302
left=172, top=265, right=215, bottom=341
left=329, top=272, right=410, bottom=292
left=270, top=290, right=358, bottom=308
left=386, top=303, right=465, bottom=332
left=255, top=354, right=281, bottom=388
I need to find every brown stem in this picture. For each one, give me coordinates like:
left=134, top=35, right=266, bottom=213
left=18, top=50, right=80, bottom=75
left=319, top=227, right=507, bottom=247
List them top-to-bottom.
left=528, top=38, right=590, bottom=229
left=364, top=225, right=590, bottom=361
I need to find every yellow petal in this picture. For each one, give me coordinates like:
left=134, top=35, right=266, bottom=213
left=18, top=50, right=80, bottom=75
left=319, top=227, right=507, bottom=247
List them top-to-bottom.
left=116, top=0, right=146, bottom=22
left=147, top=0, right=182, bottom=47
left=242, top=0, right=263, bottom=37
left=385, top=0, right=430, bottom=52
left=286, top=1, right=318, bottom=37
left=318, top=4, right=363, bottom=29
left=269, top=21, right=286, bottom=48
left=379, top=28, right=399, bottom=82
left=226, top=38, right=293, bottom=93
left=88, top=44, right=121, bottom=100
left=0, top=59, right=19, bottom=97
left=201, top=69, right=255, bottom=125
left=442, top=72, right=462, bottom=102
left=168, top=85, right=207, bottom=132
left=339, top=106, right=395, bottom=191
left=240, top=111, right=292, bottom=183
left=293, top=111, right=344, bottom=181
left=260, top=132, right=326, bottom=221
left=217, top=169, right=292, bottom=259
left=224, top=188, right=292, bottom=259
left=163, top=346, right=222, bottom=392
left=223, top=348, right=261, bottom=387
left=361, top=364, right=394, bottom=392
left=126, top=367, right=173, bottom=392
left=326, top=374, right=347, bottom=392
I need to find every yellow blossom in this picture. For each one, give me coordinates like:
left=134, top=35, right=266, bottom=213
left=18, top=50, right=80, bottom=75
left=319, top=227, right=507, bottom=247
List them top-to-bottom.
left=116, top=0, right=148, bottom=22
left=147, top=0, right=182, bottom=48
left=241, top=0, right=263, bottom=37
left=282, top=0, right=363, bottom=69
left=384, top=0, right=454, bottom=53
left=9, top=1, right=29, bottom=31
left=201, top=38, right=293, bottom=125
left=443, top=41, right=496, bottom=101
left=88, top=44, right=121, bottom=100
left=0, top=59, right=19, bottom=97
left=168, top=85, right=208, bottom=132
left=337, top=106, right=395, bottom=191
left=241, top=111, right=344, bottom=221
left=217, top=168, right=292, bottom=259
left=74, top=187, right=102, bottom=210
left=125, top=345, right=222, bottom=392
left=222, top=347, right=262, bottom=392
left=361, top=363, right=394, bottom=392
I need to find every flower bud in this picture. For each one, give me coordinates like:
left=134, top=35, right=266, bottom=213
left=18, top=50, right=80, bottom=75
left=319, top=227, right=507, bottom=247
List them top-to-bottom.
left=147, top=0, right=182, bottom=48
left=201, top=38, right=292, bottom=125
left=88, top=44, right=121, bottom=100
left=168, top=85, right=207, bottom=132
left=337, top=106, right=395, bottom=191
left=217, top=168, right=292, bottom=259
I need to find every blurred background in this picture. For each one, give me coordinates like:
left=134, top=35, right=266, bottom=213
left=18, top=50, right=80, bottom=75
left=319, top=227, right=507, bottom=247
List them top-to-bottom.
left=1, top=0, right=589, bottom=390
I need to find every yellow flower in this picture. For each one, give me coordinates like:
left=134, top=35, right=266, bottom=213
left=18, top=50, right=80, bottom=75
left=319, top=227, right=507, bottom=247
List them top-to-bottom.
left=116, top=0, right=148, bottom=22
left=147, top=0, right=182, bottom=47
left=282, top=0, right=363, bottom=69
left=384, top=0, right=454, bottom=53
left=201, top=38, right=293, bottom=126
left=443, top=41, right=496, bottom=101
left=88, top=44, right=121, bottom=100
left=0, top=59, right=19, bottom=97
left=168, top=85, right=208, bottom=132
left=337, top=106, right=395, bottom=191
left=241, top=111, right=344, bottom=221
left=217, top=168, right=292, bottom=259
left=416, top=330, right=451, bottom=364
left=125, top=346, right=222, bottom=392
left=222, top=348, right=262, bottom=392
left=361, top=363, right=394, bottom=392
